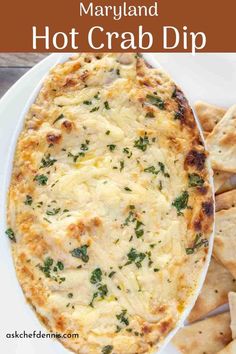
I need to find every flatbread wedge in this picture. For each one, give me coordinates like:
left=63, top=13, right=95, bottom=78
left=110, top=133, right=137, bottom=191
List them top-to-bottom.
left=194, top=101, right=226, bottom=133
left=206, top=105, right=236, bottom=173
left=214, top=170, right=233, bottom=194
left=217, top=174, right=236, bottom=195
left=216, top=190, right=236, bottom=212
left=214, top=207, right=236, bottom=278
left=188, top=258, right=236, bottom=323
left=229, top=292, right=236, bottom=339
left=172, top=312, right=232, bottom=354
left=217, top=340, right=236, bottom=354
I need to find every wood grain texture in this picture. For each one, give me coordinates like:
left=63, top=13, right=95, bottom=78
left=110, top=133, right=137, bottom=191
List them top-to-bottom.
left=0, top=53, right=49, bottom=98
left=0, top=53, right=48, bottom=67
left=0, top=68, right=29, bottom=98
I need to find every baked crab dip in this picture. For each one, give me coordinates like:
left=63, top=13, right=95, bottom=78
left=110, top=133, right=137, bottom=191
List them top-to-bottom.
left=6, top=53, right=213, bottom=354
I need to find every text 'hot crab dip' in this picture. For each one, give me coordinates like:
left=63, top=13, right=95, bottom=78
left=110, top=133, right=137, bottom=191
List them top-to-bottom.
left=7, top=53, right=213, bottom=354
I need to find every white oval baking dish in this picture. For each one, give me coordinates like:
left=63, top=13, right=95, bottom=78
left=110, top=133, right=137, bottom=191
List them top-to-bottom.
left=0, top=53, right=215, bottom=354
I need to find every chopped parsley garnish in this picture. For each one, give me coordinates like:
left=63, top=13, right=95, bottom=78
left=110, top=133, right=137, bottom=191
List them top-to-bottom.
left=116, top=69, right=120, bottom=76
left=94, top=92, right=100, bottom=100
left=146, top=94, right=165, bottom=110
left=83, top=100, right=92, bottom=105
left=104, top=101, right=110, bottom=110
left=90, top=106, right=99, bottom=113
left=53, top=114, right=64, bottom=124
left=105, top=130, right=110, bottom=135
left=134, top=133, right=150, bottom=152
left=80, top=140, right=90, bottom=151
left=107, top=144, right=116, bottom=152
left=123, top=147, right=132, bottom=158
left=68, top=151, right=85, bottom=163
left=40, top=154, right=57, bottom=168
left=120, top=160, right=124, bottom=171
left=144, top=162, right=169, bottom=177
left=158, top=162, right=170, bottom=177
left=144, top=166, right=159, bottom=175
left=188, top=173, right=204, bottom=187
left=34, top=174, right=48, bottom=186
left=124, top=187, right=132, bottom=192
left=172, top=191, right=189, bottom=215
left=24, top=195, right=33, bottom=206
left=46, top=207, right=61, bottom=216
left=123, top=208, right=135, bottom=226
left=135, top=220, right=144, bottom=238
left=5, top=228, right=16, bottom=242
left=186, top=234, right=209, bottom=255
left=70, top=245, right=89, bottom=263
left=125, top=248, right=146, bottom=268
left=39, top=257, right=53, bottom=278
left=38, top=258, right=65, bottom=282
left=56, top=261, right=64, bottom=270
left=90, top=268, right=102, bottom=284
left=108, top=271, right=116, bottom=278
left=89, top=284, right=108, bottom=307
left=68, top=293, right=73, bottom=298
left=116, top=309, right=129, bottom=326
left=102, top=345, right=113, bottom=354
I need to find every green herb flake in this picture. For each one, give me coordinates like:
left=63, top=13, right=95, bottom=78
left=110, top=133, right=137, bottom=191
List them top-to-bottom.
left=146, top=94, right=165, bottom=110
left=83, top=100, right=92, bottom=105
left=104, top=101, right=111, bottom=110
left=90, top=106, right=99, bottom=113
left=53, top=114, right=64, bottom=124
left=105, top=130, right=110, bottom=135
left=134, top=133, right=150, bottom=152
left=81, top=140, right=90, bottom=151
left=107, top=144, right=116, bottom=152
left=123, top=147, right=132, bottom=158
left=68, top=151, right=85, bottom=163
left=40, top=154, right=57, bottom=168
left=120, top=160, right=124, bottom=171
left=158, top=162, right=170, bottom=178
left=144, top=166, right=159, bottom=175
left=188, top=173, right=204, bottom=187
left=34, top=174, right=48, bottom=186
left=124, top=187, right=132, bottom=192
left=172, top=191, right=189, bottom=215
left=24, top=195, right=33, bottom=206
left=46, top=208, right=61, bottom=216
left=135, top=220, right=144, bottom=239
left=5, top=228, right=16, bottom=242
left=186, top=234, right=209, bottom=255
left=70, top=245, right=89, bottom=263
left=126, top=248, right=146, bottom=268
left=39, top=257, right=54, bottom=278
left=56, top=261, right=64, bottom=270
left=90, top=268, right=102, bottom=284
left=108, top=271, right=116, bottom=278
left=89, top=283, right=108, bottom=307
left=68, top=293, right=73, bottom=298
left=116, top=309, right=129, bottom=326
left=102, top=345, right=113, bottom=354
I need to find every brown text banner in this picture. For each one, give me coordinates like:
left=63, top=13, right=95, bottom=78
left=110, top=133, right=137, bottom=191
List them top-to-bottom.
left=0, top=0, right=235, bottom=52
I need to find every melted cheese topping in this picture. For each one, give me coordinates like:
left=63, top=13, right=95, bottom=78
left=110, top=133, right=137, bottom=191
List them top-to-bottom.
left=8, top=53, right=213, bottom=354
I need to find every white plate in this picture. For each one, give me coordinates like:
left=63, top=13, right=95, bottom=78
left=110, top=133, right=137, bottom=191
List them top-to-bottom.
left=0, top=53, right=235, bottom=354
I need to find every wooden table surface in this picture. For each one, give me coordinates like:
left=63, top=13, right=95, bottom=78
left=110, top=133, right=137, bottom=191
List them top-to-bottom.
left=0, top=53, right=48, bottom=98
